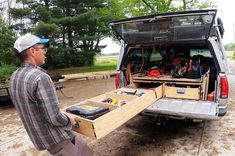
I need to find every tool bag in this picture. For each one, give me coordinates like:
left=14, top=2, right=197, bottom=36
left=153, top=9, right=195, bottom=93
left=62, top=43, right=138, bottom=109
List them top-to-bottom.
left=185, top=60, right=201, bottom=79
left=171, top=63, right=186, bottom=78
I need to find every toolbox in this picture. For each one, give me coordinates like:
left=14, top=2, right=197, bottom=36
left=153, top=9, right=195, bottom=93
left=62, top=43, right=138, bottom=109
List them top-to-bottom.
left=66, top=104, right=110, bottom=120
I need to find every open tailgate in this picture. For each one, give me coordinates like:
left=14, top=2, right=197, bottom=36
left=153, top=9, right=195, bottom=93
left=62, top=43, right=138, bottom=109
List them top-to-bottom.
left=144, top=98, right=219, bottom=120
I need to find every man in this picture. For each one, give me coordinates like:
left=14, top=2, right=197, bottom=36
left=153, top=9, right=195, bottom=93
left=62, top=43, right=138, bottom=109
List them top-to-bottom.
left=9, top=33, right=93, bottom=156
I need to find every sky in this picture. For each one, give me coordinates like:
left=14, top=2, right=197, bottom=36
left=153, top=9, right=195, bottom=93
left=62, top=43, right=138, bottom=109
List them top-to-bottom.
left=101, top=0, right=235, bottom=54
left=216, top=0, right=235, bottom=44
left=100, top=38, right=121, bottom=54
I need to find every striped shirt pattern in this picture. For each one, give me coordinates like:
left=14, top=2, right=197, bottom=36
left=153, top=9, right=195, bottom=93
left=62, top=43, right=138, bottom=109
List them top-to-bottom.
left=9, top=63, right=74, bottom=150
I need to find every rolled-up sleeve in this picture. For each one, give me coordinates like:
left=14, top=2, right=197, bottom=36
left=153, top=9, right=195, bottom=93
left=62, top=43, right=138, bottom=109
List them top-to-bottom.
left=35, top=73, right=70, bottom=127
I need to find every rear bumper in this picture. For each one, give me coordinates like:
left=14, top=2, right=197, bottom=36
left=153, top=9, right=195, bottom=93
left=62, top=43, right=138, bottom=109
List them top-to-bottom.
left=142, top=98, right=220, bottom=120
left=217, top=98, right=228, bottom=117
left=218, top=105, right=227, bottom=117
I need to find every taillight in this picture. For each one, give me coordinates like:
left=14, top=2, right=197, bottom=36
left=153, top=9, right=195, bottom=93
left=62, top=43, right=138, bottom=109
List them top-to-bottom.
left=115, top=73, right=119, bottom=89
left=220, top=75, right=228, bottom=99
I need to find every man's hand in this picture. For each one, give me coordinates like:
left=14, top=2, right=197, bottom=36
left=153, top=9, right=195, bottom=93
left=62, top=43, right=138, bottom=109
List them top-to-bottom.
left=64, top=113, right=79, bottom=127
left=69, top=116, right=77, bottom=125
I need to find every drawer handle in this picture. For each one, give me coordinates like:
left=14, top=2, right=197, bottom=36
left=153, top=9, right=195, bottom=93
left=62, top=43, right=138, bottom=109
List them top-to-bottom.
left=176, top=88, right=185, bottom=94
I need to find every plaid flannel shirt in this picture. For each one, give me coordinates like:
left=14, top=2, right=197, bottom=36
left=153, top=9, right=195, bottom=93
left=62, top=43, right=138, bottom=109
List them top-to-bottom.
left=9, top=63, right=74, bottom=150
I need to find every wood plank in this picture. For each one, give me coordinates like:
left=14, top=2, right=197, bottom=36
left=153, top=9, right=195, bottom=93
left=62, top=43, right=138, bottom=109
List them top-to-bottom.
left=203, top=72, right=210, bottom=100
left=132, top=74, right=203, bottom=83
left=132, top=79, right=202, bottom=85
left=156, top=83, right=163, bottom=98
left=162, top=83, right=165, bottom=97
left=92, top=86, right=162, bottom=139
left=89, top=92, right=137, bottom=103
left=86, top=100, right=118, bottom=110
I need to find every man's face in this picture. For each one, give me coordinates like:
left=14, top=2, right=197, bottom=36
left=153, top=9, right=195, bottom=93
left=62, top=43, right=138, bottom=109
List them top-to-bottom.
left=32, top=44, right=47, bottom=66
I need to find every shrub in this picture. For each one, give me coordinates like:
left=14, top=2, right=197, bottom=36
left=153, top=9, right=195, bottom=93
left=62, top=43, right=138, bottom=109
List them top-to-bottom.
left=44, top=46, right=96, bottom=69
left=0, top=64, right=17, bottom=80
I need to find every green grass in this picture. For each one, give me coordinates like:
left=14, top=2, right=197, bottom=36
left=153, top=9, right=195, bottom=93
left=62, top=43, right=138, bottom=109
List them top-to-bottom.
left=225, top=51, right=235, bottom=60
left=226, top=51, right=235, bottom=57
left=48, top=55, right=118, bottom=76
left=95, top=55, right=118, bottom=66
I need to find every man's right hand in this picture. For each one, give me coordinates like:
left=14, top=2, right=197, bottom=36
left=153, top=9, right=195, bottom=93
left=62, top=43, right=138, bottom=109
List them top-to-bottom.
left=64, top=113, right=80, bottom=127
left=69, top=116, right=77, bottom=125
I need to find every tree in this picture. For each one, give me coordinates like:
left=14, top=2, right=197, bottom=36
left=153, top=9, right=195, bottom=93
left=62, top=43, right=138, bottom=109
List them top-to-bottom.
left=9, top=0, right=116, bottom=69
left=9, top=0, right=33, bottom=34
left=49, top=0, right=114, bottom=66
left=116, top=0, right=216, bottom=17
left=176, top=0, right=216, bottom=10
left=0, top=17, right=16, bottom=65
left=224, top=43, right=235, bottom=51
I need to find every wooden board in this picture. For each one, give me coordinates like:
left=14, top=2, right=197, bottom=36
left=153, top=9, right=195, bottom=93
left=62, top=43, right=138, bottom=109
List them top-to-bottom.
left=132, top=74, right=203, bottom=83
left=132, top=79, right=203, bottom=86
left=65, top=86, right=163, bottom=139
left=89, top=92, right=137, bottom=103
left=70, top=114, right=96, bottom=138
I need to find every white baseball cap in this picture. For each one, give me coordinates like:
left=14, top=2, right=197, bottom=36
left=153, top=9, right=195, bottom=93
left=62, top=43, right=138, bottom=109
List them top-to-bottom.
left=14, top=33, right=49, bottom=53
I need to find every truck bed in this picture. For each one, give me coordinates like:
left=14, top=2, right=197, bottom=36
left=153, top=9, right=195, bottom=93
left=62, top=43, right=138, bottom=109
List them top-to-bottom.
left=143, top=98, right=218, bottom=120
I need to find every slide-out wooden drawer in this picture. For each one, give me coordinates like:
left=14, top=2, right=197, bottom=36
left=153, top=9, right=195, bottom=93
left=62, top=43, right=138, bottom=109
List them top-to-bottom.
left=164, top=85, right=200, bottom=100
left=65, top=86, right=162, bottom=139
